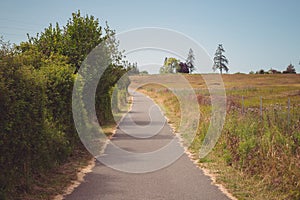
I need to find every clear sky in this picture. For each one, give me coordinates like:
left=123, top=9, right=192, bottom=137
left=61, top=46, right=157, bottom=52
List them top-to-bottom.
left=1, top=0, right=299, bottom=74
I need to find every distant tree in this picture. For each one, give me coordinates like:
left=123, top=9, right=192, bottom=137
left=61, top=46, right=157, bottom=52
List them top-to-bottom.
left=213, top=44, right=229, bottom=74
left=186, top=48, right=195, bottom=73
left=160, top=49, right=195, bottom=74
left=159, top=57, right=180, bottom=74
left=160, top=57, right=172, bottom=74
left=166, top=57, right=180, bottom=72
left=127, top=62, right=139, bottom=75
left=178, top=62, right=189, bottom=73
left=178, top=62, right=190, bottom=74
left=283, top=64, right=296, bottom=74
left=268, top=68, right=281, bottom=74
left=257, top=69, right=265, bottom=74
left=140, top=70, right=149, bottom=75
left=249, top=71, right=255, bottom=74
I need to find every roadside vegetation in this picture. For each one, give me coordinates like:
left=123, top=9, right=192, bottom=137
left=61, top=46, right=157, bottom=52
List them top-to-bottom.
left=0, top=11, right=131, bottom=200
left=133, top=74, right=300, bottom=200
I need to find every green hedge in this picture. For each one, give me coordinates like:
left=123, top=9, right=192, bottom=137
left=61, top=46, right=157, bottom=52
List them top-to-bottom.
left=0, top=10, right=130, bottom=199
left=0, top=52, right=129, bottom=199
left=0, top=54, right=74, bottom=197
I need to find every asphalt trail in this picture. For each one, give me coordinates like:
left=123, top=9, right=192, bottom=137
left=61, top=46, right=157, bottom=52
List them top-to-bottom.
left=65, top=91, right=230, bottom=200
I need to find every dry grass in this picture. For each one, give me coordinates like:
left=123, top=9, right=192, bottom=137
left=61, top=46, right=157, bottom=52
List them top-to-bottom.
left=131, top=74, right=300, bottom=200
left=15, top=147, right=93, bottom=200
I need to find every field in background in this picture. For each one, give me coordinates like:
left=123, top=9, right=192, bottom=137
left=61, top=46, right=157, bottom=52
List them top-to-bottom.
left=130, top=74, right=300, bottom=200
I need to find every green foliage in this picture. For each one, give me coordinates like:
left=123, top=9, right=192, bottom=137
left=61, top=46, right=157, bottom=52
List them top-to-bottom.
left=0, top=10, right=129, bottom=199
left=26, top=10, right=114, bottom=73
left=63, top=11, right=104, bottom=72
left=27, top=22, right=63, bottom=57
left=0, top=50, right=76, bottom=197
left=40, top=53, right=77, bottom=148
left=0, top=54, right=46, bottom=194
left=160, top=57, right=180, bottom=74
left=95, top=64, right=128, bottom=123
left=218, top=109, right=300, bottom=198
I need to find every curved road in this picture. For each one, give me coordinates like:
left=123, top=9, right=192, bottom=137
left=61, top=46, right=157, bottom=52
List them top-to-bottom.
left=65, top=91, right=230, bottom=200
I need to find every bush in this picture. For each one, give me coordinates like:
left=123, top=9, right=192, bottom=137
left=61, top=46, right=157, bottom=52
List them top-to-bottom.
left=0, top=10, right=129, bottom=198
left=0, top=53, right=78, bottom=198
left=0, top=56, right=46, bottom=194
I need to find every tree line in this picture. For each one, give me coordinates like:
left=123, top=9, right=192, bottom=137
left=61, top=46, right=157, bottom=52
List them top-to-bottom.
left=0, top=10, right=130, bottom=199
left=160, top=43, right=298, bottom=75
left=212, top=44, right=298, bottom=75
left=159, top=45, right=229, bottom=74
left=159, top=48, right=195, bottom=74
left=250, top=64, right=297, bottom=74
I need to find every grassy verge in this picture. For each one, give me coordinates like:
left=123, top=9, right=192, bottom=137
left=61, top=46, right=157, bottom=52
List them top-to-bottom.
left=133, top=74, right=300, bottom=200
left=14, top=146, right=93, bottom=200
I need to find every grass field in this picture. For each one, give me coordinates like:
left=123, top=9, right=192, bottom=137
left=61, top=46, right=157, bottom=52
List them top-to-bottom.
left=130, top=74, right=300, bottom=200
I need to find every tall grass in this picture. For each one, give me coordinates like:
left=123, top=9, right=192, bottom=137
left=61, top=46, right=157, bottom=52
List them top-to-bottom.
left=134, top=74, right=300, bottom=199
left=218, top=108, right=300, bottom=198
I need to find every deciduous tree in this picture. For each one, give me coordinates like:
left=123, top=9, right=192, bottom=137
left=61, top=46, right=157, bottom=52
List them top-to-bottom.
left=160, top=57, right=180, bottom=74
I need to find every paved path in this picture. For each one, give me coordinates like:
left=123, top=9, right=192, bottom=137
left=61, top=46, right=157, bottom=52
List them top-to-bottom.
left=65, top=91, right=230, bottom=200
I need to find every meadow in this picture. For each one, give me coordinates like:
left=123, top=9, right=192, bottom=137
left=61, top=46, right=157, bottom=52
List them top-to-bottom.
left=131, top=74, right=300, bottom=200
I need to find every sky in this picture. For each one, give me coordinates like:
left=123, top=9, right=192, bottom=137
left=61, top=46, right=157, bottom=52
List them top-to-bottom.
left=1, top=0, right=299, bottom=74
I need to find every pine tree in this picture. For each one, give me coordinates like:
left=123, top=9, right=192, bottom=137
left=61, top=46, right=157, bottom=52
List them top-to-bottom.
left=213, top=44, right=229, bottom=74
left=186, top=48, right=195, bottom=73
left=283, top=64, right=296, bottom=74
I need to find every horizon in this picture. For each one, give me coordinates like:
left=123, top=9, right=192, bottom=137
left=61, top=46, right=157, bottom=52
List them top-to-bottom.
left=1, top=0, right=299, bottom=74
